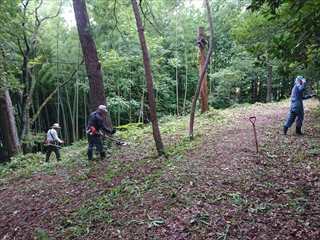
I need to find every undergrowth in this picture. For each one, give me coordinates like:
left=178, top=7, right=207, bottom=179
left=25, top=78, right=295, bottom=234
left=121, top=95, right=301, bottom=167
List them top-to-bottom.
left=0, top=106, right=226, bottom=183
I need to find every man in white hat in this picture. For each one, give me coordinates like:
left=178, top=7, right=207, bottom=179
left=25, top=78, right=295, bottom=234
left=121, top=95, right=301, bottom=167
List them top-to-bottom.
left=86, top=105, right=116, bottom=161
left=45, top=123, right=64, bottom=162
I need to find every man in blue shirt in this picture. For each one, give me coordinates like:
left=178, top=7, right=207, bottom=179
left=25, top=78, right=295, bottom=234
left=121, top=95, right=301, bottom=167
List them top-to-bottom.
left=283, top=76, right=315, bottom=135
left=86, top=105, right=116, bottom=160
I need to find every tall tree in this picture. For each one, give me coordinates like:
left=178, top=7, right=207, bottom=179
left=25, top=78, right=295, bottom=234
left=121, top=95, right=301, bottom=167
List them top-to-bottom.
left=18, top=0, right=61, bottom=143
left=73, top=0, right=112, bottom=127
left=131, top=0, right=164, bottom=155
left=189, top=0, right=214, bottom=139
left=197, top=26, right=209, bottom=113
left=0, top=47, right=21, bottom=160
left=266, top=62, right=273, bottom=102
left=0, top=90, right=21, bottom=160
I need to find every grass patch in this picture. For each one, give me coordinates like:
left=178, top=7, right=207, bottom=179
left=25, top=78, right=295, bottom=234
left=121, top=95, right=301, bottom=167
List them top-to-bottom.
left=166, top=135, right=202, bottom=156
left=0, top=140, right=89, bottom=182
left=0, top=153, right=51, bottom=181
left=60, top=185, right=125, bottom=239
left=228, top=192, right=248, bottom=208
left=34, top=228, right=52, bottom=240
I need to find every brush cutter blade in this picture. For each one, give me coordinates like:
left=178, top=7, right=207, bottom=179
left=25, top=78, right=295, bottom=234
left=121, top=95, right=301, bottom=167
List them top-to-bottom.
left=116, top=141, right=128, bottom=146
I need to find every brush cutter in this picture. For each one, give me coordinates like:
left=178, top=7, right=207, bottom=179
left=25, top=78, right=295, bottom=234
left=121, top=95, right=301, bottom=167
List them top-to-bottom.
left=103, top=135, right=129, bottom=146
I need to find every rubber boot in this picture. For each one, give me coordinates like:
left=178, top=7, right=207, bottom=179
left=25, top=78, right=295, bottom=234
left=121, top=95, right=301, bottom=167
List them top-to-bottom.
left=283, top=126, right=288, bottom=135
left=296, top=126, right=303, bottom=135
left=88, top=150, right=93, bottom=161
left=100, top=151, right=106, bottom=161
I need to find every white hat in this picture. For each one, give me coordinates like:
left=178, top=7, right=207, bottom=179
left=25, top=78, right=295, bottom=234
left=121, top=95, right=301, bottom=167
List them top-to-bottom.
left=98, top=105, right=108, bottom=113
left=52, top=123, right=61, bottom=129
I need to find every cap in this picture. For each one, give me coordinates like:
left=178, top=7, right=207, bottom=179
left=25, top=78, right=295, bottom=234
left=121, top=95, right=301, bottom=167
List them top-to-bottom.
left=296, top=75, right=306, bottom=82
left=98, top=105, right=108, bottom=113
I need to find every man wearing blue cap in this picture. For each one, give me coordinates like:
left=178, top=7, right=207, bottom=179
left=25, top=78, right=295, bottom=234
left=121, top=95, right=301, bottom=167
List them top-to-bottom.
left=283, top=76, right=315, bottom=135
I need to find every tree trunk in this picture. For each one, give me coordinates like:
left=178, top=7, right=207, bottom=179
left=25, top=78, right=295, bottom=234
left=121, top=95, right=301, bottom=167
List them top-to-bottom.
left=73, top=0, right=112, bottom=128
left=131, top=0, right=164, bottom=155
left=189, top=0, right=214, bottom=139
left=175, top=11, right=179, bottom=116
left=198, top=27, right=209, bottom=113
left=183, top=42, right=188, bottom=114
left=266, top=63, right=273, bottom=102
left=20, top=72, right=36, bottom=142
left=251, top=77, right=258, bottom=103
left=65, top=86, right=75, bottom=142
left=0, top=89, right=21, bottom=160
left=138, top=93, right=144, bottom=123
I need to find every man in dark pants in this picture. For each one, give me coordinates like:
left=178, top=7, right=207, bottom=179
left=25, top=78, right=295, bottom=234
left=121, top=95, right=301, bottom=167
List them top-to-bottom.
left=283, top=76, right=316, bottom=135
left=87, top=105, right=116, bottom=160
left=45, top=123, right=64, bottom=162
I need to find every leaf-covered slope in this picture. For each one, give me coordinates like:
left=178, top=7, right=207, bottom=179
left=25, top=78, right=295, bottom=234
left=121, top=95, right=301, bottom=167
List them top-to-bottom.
left=1, top=99, right=320, bottom=240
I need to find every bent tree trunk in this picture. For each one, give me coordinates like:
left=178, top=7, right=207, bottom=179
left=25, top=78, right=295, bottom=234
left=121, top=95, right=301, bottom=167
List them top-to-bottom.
left=73, top=0, right=112, bottom=128
left=131, top=0, right=164, bottom=155
left=189, top=0, right=214, bottom=139
left=0, top=89, right=21, bottom=160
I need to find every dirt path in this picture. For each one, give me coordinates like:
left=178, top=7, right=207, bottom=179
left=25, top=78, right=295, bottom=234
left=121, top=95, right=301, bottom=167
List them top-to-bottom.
left=1, top=100, right=319, bottom=240
left=99, top=100, right=320, bottom=240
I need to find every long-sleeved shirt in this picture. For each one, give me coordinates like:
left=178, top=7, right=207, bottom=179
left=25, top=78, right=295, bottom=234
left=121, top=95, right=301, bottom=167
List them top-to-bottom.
left=289, top=80, right=314, bottom=112
left=290, top=81, right=305, bottom=104
left=87, top=111, right=113, bottom=134
left=47, top=129, right=63, bottom=144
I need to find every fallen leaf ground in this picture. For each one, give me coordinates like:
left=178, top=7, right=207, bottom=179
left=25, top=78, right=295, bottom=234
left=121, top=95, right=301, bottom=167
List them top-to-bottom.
left=0, top=100, right=320, bottom=240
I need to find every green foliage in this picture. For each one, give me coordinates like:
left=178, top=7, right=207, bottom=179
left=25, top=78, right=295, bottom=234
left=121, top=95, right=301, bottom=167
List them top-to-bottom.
left=1, top=0, right=319, bottom=153
left=0, top=140, right=89, bottom=181
left=0, top=153, right=45, bottom=180
left=60, top=188, right=117, bottom=238
left=34, top=228, right=52, bottom=240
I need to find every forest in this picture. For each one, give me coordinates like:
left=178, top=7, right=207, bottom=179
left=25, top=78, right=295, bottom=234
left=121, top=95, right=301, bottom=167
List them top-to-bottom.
left=1, top=0, right=320, bottom=239
left=1, top=0, right=319, bottom=157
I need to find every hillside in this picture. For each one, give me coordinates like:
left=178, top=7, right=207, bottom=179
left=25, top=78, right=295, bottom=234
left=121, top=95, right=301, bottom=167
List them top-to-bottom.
left=1, top=100, right=320, bottom=240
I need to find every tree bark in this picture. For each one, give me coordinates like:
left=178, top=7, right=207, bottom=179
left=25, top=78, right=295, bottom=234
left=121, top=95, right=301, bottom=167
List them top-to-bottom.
left=73, top=0, right=112, bottom=127
left=131, top=0, right=164, bottom=155
left=189, top=0, right=214, bottom=139
left=175, top=11, right=179, bottom=116
left=197, top=27, right=209, bottom=113
left=183, top=42, right=188, bottom=114
left=266, top=63, right=273, bottom=102
left=20, top=71, right=36, bottom=142
left=251, top=77, right=258, bottom=103
left=0, top=89, right=21, bottom=160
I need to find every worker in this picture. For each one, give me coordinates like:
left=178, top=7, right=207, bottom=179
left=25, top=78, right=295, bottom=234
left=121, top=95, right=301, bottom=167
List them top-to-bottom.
left=283, top=76, right=315, bottom=135
left=86, top=105, right=116, bottom=161
left=45, top=123, right=64, bottom=162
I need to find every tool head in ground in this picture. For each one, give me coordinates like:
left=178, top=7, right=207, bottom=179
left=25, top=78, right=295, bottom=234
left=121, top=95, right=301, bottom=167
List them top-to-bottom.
left=249, top=116, right=256, bottom=125
left=249, top=116, right=259, bottom=154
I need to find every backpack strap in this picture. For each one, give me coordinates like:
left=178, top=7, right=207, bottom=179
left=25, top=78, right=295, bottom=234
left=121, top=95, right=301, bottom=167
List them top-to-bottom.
left=48, top=129, right=59, bottom=145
